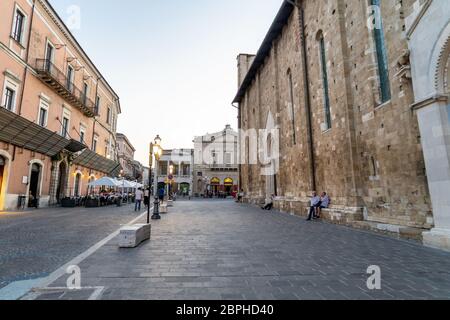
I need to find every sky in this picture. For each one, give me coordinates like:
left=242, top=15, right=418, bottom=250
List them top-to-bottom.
left=49, top=0, right=283, bottom=165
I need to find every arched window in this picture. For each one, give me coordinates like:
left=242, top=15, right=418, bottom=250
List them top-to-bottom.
left=370, top=0, right=391, bottom=104
left=318, top=31, right=332, bottom=130
left=287, top=69, right=296, bottom=145
left=74, top=173, right=82, bottom=197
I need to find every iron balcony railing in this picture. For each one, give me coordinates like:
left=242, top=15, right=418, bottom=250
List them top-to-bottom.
left=35, top=59, right=98, bottom=118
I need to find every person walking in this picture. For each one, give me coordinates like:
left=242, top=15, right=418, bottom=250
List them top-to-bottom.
left=158, top=187, right=165, bottom=204
left=135, top=188, right=144, bottom=212
left=144, top=188, right=150, bottom=208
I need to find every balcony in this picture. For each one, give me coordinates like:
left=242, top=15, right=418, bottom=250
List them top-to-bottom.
left=35, top=59, right=97, bottom=118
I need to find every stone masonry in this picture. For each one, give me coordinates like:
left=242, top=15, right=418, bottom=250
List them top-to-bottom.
left=235, top=1, right=433, bottom=237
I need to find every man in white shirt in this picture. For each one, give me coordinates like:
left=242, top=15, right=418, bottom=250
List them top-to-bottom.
left=135, top=188, right=144, bottom=212
left=307, top=192, right=321, bottom=221
left=317, top=192, right=330, bottom=219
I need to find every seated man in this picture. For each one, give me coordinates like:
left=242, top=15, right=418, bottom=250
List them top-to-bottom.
left=307, top=192, right=321, bottom=221
left=316, top=192, right=330, bottom=219
left=261, top=195, right=275, bottom=211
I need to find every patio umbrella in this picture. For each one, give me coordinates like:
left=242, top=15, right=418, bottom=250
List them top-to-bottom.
left=88, top=177, right=121, bottom=187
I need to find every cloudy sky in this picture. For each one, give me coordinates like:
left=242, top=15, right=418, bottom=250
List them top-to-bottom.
left=50, top=0, right=282, bottom=165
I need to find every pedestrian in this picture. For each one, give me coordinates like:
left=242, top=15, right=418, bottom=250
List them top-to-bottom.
left=158, top=187, right=165, bottom=204
left=135, top=188, right=144, bottom=212
left=144, top=188, right=150, bottom=208
left=237, top=189, right=244, bottom=203
left=307, top=192, right=321, bottom=221
left=316, top=192, right=330, bottom=219
left=261, top=194, right=274, bottom=210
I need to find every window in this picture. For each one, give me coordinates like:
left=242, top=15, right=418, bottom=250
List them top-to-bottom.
left=370, top=0, right=391, bottom=104
left=12, top=9, right=25, bottom=43
left=318, top=33, right=332, bottom=130
left=45, top=42, right=54, bottom=72
left=66, top=65, right=74, bottom=92
left=287, top=69, right=296, bottom=145
left=82, top=83, right=89, bottom=105
left=3, top=87, right=15, bottom=111
left=95, top=96, right=100, bottom=115
left=37, top=98, right=49, bottom=127
left=38, top=107, right=47, bottom=127
left=106, top=107, right=111, bottom=124
left=62, top=117, right=69, bottom=138
left=80, top=126, right=86, bottom=144
left=92, top=137, right=98, bottom=153
left=225, top=152, right=232, bottom=165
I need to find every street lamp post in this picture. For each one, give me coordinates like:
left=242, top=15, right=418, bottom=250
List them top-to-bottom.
left=151, top=135, right=162, bottom=221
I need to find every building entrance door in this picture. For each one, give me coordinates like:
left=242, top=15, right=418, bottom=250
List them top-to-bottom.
left=56, top=162, right=67, bottom=203
left=28, top=164, right=41, bottom=207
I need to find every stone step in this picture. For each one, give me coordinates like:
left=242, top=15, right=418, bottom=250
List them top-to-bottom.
left=351, top=221, right=425, bottom=241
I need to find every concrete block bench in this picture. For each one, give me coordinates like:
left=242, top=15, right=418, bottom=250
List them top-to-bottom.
left=167, top=200, right=174, bottom=207
left=119, top=224, right=151, bottom=248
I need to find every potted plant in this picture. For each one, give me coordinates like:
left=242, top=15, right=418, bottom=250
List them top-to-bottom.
left=85, top=195, right=100, bottom=208
left=61, top=197, right=76, bottom=208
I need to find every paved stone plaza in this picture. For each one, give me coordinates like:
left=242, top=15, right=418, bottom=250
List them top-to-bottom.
left=21, top=200, right=450, bottom=300
left=0, top=204, right=145, bottom=294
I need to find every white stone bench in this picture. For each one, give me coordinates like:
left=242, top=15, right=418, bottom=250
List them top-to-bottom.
left=167, top=200, right=174, bottom=207
left=160, top=204, right=168, bottom=213
left=304, top=206, right=363, bottom=224
left=119, top=224, right=151, bottom=248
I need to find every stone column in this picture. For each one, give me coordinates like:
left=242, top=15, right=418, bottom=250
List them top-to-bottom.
left=417, top=100, right=450, bottom=251
left=48, top=160, right=59, bottom=206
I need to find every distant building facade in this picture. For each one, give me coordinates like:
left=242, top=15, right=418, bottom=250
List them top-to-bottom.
left=0, top=0, right=121, bottom=210
left=193, top=125, right=239, bottom=197
left=116, top=133, right=136, bottom=179
left=157, top=149, right=193, bottom=196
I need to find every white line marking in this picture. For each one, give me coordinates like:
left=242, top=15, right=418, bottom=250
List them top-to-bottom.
left=18, top=208, right=151, bottom=300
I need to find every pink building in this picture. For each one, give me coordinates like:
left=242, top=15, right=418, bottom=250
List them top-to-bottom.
left=0, top=0, right=121, bottom=210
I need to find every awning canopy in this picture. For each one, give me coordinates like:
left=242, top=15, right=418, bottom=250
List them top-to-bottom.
left=0, top=107, right=87, bottom=157
left=73, top=149, right=121, bottom=176
left=88, top=177, right=121, bottom=187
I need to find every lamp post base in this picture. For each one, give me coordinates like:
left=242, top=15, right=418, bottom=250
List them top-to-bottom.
left=152, top=197, right=161, bottom=220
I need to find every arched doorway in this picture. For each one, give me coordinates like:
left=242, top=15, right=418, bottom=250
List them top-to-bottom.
left=0, top=156, right=5, bottom=205
left=56, top=161, right=67, bottom=203
left=28, top=163, right=42, bottom=207
left=74, top=172, right=82, bottom=197
left=87, top=175, right=95, bottom=195
left=210, top=177, right=220, bottom=196
left=224, top=178, right=233, bottom=195
left=197, top=179, right=204, bottom=195
left=180, top=183, right=190, bottom=196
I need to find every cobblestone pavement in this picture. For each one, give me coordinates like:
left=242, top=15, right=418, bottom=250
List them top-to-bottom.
left=29, top=200, right=450, bottom=300
left=0, top=204, right=145, bottom=290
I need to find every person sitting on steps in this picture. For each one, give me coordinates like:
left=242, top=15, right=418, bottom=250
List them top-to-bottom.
left=307, top=192, right=321, bottom=221
left=316, top=192, right=330, bottom=219
left=261, top=194, right=275, bottom=211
